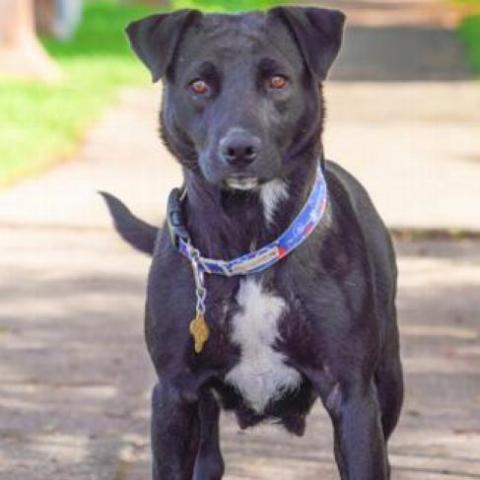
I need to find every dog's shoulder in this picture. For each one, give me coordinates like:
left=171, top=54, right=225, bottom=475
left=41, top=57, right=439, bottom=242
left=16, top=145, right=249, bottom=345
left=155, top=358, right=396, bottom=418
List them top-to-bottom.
left=325, top=160, right=397, bottom=302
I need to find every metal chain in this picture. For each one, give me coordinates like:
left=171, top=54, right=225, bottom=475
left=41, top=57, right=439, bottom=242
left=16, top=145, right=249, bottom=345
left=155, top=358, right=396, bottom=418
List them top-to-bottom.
left=187, top=243, right=207, bottom=315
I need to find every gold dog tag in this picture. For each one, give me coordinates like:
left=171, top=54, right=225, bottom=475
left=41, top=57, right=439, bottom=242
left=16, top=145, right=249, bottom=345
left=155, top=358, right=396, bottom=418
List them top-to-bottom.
left=189, top=313, right=209, bottom=353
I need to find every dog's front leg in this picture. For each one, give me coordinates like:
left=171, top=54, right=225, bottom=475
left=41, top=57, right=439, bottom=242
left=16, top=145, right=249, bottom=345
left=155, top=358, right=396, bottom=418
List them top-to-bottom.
left=314, top=377, right=389, bottom=480
left=151, top=381, right=200, bottom=480
left=194, top=391, right=224, bottom=480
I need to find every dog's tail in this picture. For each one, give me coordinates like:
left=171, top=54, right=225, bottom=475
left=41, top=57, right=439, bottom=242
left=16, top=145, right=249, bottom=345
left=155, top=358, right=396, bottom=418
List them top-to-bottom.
left=99, top=192, right=159, bottom=256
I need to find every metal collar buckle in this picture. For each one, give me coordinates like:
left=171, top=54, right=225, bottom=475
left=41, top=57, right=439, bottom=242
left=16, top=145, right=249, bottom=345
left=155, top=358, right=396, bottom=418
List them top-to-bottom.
left=167, top=187, right=189, bottom=248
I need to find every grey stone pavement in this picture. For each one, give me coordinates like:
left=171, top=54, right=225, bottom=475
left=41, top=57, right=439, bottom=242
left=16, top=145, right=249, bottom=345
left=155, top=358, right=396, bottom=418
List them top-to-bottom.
left=1, top=1, right=480, bottom=479
left=1, top=230, right=479, bottom=480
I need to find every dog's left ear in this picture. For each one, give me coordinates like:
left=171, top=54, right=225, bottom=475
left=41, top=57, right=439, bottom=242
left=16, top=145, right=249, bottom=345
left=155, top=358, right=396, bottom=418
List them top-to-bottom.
left=268, top=7, right=345, bottom=81
left=126, top=9, right=201, bottom=82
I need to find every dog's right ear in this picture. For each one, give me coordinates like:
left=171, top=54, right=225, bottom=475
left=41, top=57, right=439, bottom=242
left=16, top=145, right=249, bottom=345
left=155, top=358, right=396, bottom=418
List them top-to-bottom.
left=268, top=7, right=345, bottom=81
left=126, top=9, right=201, bottom=82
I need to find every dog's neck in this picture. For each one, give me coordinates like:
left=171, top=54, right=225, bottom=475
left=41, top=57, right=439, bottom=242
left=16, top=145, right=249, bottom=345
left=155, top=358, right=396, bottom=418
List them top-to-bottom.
left=183, top=155, right=321, bottom=260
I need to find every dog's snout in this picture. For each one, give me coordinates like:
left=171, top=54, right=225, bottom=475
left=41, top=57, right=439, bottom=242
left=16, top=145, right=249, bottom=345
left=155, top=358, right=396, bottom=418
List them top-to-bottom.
left=219, top=131, right=261, bottom=168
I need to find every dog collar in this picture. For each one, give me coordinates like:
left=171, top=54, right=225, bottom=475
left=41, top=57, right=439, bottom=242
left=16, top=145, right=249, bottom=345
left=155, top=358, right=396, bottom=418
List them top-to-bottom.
left=167, top=162, right=327, bottom=353
left=168, top=162, right=328, bottom=277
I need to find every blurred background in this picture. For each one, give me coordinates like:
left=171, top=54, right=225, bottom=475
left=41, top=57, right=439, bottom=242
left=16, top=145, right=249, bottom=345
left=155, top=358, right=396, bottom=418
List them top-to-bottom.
left=0, top=1, right=479, bottom=479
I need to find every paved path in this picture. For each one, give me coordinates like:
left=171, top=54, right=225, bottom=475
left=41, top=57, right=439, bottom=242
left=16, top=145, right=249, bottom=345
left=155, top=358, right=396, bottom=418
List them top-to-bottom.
left=1, top=80, right=479, bottom=232
left=1, top=229, right=479, bottom=479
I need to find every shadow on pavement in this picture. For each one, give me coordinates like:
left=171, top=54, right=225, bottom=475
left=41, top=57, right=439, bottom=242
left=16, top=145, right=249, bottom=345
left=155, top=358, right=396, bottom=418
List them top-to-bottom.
left=331, top=25, right=470, bottom=82
left=1, top=231, right=479, bottom=479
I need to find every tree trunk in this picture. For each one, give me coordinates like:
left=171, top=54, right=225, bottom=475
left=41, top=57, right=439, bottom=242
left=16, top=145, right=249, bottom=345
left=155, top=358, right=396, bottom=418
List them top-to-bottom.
left=0, top=0, right=61, bottom=81
left=35, top=0, right=83, bottom=40
left=35, top=0, right=56, bottom=36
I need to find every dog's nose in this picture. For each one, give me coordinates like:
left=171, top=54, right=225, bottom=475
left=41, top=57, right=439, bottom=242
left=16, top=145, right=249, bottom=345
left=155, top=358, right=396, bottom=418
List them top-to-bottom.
left=219, top=131, right=261, bottom=167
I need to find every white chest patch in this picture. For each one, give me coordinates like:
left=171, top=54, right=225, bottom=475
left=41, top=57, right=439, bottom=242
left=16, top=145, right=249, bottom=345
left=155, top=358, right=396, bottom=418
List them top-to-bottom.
left=259, top=179, right=289, bottom=226
left=225, top=278, right=302, bottom=413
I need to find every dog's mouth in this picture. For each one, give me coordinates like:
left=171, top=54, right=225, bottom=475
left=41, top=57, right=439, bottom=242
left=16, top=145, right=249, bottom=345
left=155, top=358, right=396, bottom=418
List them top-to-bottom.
left=225, top=176, right=259, bottom=191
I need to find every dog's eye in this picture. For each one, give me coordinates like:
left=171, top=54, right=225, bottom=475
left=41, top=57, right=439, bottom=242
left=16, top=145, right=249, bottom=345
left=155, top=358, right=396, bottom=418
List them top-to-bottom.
left=268, top=75, right=288, bottom=90
left=190, top=80, right=209, bottom=95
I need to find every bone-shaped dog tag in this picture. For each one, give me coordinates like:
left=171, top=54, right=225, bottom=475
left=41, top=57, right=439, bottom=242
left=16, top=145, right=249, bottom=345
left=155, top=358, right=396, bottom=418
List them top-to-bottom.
left=189, top=312, right=209, bottom=353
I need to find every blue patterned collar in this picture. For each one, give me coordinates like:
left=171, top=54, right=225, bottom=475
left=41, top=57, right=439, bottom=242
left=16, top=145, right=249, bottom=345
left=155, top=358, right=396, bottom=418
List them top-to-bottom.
left=168, top=162, right=328, bottom=277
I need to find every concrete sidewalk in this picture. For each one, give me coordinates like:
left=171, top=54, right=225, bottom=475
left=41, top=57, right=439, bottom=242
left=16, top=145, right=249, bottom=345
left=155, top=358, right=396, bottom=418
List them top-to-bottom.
left=1, top=80, right=479, bottom=232
left=325, top=81, right=480, bottom=231
left=1, top=229, right=479, bottom=479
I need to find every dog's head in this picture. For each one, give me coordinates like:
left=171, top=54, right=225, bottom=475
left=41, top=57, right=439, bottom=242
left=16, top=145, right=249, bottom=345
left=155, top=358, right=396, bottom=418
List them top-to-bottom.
left=126, top=7, right=345, bottom=190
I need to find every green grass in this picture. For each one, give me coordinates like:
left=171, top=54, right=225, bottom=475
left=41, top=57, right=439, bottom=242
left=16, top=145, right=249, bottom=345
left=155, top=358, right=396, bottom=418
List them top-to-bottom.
left=455, top=0, right=480, bottom=74
left=0, top=1, right=156, bottom=186
left=458, top=14, right=480, bottom=74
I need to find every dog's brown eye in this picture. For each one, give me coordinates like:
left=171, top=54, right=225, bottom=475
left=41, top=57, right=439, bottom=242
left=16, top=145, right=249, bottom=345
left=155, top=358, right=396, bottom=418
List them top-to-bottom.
left=268, top=75, right=288, bottom=90
left=190, top=80, right=209, bottom=95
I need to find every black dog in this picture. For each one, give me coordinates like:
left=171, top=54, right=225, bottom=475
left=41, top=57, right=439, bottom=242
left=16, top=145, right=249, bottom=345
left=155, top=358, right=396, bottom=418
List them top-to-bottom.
left=102, top=7, right=404, bottom=479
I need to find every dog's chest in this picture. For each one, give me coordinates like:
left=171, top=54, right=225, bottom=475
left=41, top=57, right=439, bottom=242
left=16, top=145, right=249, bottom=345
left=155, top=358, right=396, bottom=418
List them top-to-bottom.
left=225, top=278, right=301, bottom=413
